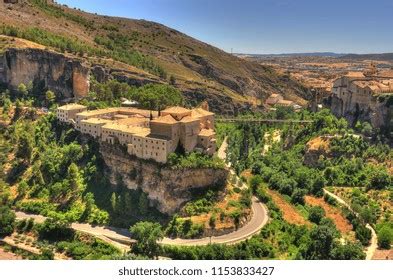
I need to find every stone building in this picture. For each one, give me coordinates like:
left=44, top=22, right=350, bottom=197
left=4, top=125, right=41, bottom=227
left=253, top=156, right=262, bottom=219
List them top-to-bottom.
left=331, top=70, right=393, bottom=127
left=264, top=93, right=300, bottom=110
left=265, top=93, right=284, bottom=106
left=56, top=104, right=87, bottom=124
left=57, top=104, right=217, bottom=163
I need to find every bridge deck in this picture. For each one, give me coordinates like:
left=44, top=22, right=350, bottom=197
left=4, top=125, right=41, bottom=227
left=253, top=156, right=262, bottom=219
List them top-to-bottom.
left=216, top=118, right=313, bottom=124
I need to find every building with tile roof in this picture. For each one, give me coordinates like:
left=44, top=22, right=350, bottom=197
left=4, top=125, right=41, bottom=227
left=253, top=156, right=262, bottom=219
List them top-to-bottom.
left=331, top=69, right=393, bottom=128
left=57, top=104, right=216, bottom=163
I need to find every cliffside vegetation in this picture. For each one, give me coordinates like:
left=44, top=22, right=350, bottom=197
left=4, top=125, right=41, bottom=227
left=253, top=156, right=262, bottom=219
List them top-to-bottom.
left=81, top=79, right=183, bottom=110
left=0, top=92, right=167, bottom=228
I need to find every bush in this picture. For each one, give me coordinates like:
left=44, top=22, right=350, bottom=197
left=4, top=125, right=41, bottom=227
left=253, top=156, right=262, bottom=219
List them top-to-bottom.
left=167, top=152, right=225, bottom=170
left=249, top=175, right=263, bottom=193
left=255, top=187, right=270, bottom=204
left=291, top=189, right=306, bottom=205
left=323, top=194, right=337, bottom=206
left=0, top=205, right=15, bottom=237
left=308, top=206, right=325, bottom=225
left=36, top=218, right=74, bottom=241
left=16, top=219, right=34, bottom=233
left=355, top=225, right=372, bottom=246
left=377, top=225, right=393, bottom=249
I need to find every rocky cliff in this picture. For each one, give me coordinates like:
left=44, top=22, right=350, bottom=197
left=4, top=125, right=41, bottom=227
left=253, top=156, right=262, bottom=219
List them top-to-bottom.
left=1, top=48, right=90, bottom=100
left=330, top=92, right=393, bottom=129
left=99, top=143, right=229, bottom=215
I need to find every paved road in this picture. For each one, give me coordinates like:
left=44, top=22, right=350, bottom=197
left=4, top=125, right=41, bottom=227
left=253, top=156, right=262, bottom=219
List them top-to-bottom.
left=323, top=189, right=378, bottom=260
left=162, top=197, right=268, bottom=246
left=15, top=199, right=268, bottom=248
left=15, top=211, right=134, bottom=251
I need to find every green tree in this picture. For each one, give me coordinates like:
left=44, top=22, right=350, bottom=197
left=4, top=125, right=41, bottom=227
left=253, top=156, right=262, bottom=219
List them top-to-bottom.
left=17, top=83, right=28, bottom=98
left=45, top=90, right=56, bottom=107
left=16, top=132, right=34, bottom=162
left=67, top=163, right=85, bottom=196
left=367, top=167, right=391, bottom=190
left=249, top=175, right=263, bottom=193
left=311, top=175, right=325, bottom=196
left=17, top=180, right=28, bottom=199
left=291, top=188, right=306, bottom=205
left=83, top=192, right=95, bottom=218
left=110, top=192, right=117, bottom=213
left=138, top=192, right=149, bottom=216
left=0, top=205, right=16, bottom=237
left=308, top=206, right=325, bottom=225
left=209, top=214, right=216, bottom=229
left=37, top=218, right=74, bottom=241
left=129, top=221, right=163, bottom=258
left=303, top=225, right=336, bottom=259
left=355, top=225, right=372, bottom=246
left=377, top=226, right=393, bottom=249
left=331, top=243, right=366, bottom=260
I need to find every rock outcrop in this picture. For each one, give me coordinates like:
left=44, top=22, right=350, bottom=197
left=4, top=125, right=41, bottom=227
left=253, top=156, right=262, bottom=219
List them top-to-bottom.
left=1, top=48, right=90, bottom=100
left=91, top=64, right=162, bottom=86
left=330, top=93, right=392, bottom=128
left=303, top=136, right=333, bottom=167
left=100, top=143, right=229, bottom=215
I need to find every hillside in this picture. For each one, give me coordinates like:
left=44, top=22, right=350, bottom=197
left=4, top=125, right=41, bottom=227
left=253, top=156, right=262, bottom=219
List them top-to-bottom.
left=0, top=0, right=308, bottom=114
left=341, top=53, right=393, bottom=61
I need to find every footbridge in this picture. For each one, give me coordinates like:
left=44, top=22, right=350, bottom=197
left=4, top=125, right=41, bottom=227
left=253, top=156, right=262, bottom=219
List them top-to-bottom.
left=216, top=118, right=313, bottom=124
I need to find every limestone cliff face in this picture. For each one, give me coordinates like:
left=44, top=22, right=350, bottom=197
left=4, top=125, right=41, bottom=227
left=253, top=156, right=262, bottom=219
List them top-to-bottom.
left=1, top=48, right=90, bottom=100
left=330, top=93, right=392, bottom=128
left=99, top=143, right=229, bottom=215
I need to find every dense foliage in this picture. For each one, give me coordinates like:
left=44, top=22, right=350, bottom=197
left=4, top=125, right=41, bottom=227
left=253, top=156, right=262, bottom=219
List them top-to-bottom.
left=83, top=80, right=183, bottom=110
left=167, top=152, right=225, bottom=170
left=130, top=221, right=164, bottom=258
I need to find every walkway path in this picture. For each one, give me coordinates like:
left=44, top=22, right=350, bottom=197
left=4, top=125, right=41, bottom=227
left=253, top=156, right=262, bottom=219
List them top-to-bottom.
left=323, top=189, right=378, bottom=260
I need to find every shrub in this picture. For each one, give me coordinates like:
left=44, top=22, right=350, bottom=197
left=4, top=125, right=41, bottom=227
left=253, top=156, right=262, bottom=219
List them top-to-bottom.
left=255, top=187, right=270, bottom=204
left=291, top=189, right=306, bottom=205
left=0, top=205, right=15, bottom=237
left=308, top=206, right=325, bottom=225
left=36, top=218, right=74, bottom=241
left=355, top=225, right=372, bottom=246
left=377, top=225, right=393, bottom=249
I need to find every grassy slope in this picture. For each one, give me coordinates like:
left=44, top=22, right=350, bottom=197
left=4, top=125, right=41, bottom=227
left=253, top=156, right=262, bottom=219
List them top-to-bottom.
left=0, top=0, right=308, bottom=110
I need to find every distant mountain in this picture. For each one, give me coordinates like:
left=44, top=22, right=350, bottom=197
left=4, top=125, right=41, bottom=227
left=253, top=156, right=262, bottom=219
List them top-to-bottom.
left=237, top=52, right=347, bottom=58
left=340, top=53, right=393, bottom=61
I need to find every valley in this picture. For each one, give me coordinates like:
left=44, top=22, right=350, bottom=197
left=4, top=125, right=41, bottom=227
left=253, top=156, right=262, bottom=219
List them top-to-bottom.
left=0, top=0, right=392, bottom=262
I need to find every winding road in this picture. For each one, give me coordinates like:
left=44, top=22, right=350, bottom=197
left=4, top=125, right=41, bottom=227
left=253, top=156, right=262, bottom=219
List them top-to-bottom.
left=14, top=137, right=269, bottom=248
left=323, top=189, right=378, bottom=260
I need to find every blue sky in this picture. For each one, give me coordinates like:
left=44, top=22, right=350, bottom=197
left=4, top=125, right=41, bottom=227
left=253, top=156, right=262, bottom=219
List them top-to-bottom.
left=57, top=0, right=393, bottom=54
